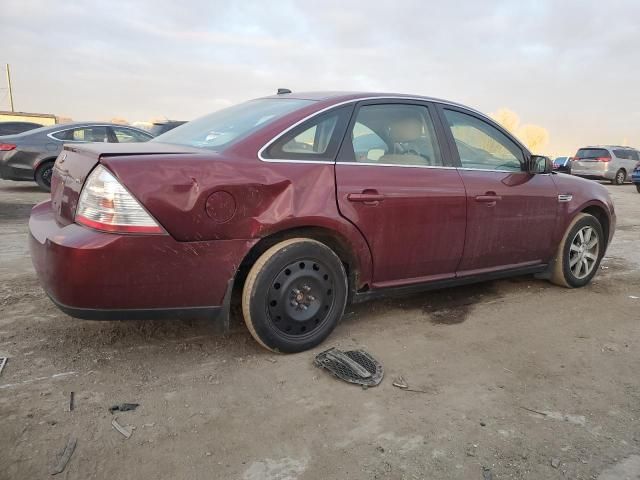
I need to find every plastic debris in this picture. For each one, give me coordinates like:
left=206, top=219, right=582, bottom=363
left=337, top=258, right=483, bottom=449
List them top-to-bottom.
left=314, top=348, right=383, bottom=387
left=0, top=357, right=7, bottom=377
left=111, top=417, right=132, bottom=439
left=50, top=436, right=77, bottom=475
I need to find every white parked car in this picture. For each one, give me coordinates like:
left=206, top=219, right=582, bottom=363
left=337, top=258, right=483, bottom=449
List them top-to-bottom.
left=571, top=145, right=640, bottom=185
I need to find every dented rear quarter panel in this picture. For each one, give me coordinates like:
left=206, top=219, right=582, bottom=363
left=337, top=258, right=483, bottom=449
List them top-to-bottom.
left=102, top=153, right=374, bottom=287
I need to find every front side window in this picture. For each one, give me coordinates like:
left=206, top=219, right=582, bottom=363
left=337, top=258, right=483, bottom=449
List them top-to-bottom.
left=153, top=98, right=313, bottom=151
left=348, top=104, right=443, bottom=166
left=444, top=109, right=524, bottom=171
left=53, top=127, right=109, bottom=142
left=112, top=127, right=152, bottom=143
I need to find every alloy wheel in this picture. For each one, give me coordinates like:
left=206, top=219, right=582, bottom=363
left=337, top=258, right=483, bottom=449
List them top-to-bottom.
left=569, top=226, right=599, bottom=279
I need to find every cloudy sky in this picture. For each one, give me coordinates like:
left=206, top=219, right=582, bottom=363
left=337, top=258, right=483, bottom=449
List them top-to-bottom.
left=1, top=0, right=639, bottom=155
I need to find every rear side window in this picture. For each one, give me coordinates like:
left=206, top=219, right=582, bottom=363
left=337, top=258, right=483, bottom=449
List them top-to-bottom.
left=346, top=104, right=443, bottom=166
left=264, top=106, right=351, bottom=161
left=444, top=109, right=524, bottom=171
left=52, top=127, right=109, bottom=142
left=111, top=127, right=152, bottom=143
left=576, top=148, right=610, bottom=159
left=613, top=149, right=638, bottom=160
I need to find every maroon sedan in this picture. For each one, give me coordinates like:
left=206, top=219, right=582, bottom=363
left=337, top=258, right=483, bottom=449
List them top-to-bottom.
left=29, top=91, right=616, bottom=353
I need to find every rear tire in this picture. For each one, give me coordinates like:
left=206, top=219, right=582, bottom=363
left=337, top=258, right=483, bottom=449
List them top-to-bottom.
left=35, top=161, right=54, bottom=191
left=612, top=169, right=626, bottom=185
left=636, top=184, right=640, bottom=194
left=550, top=213, right=604, bottom=288
left=242, top=238, right=348, bottom=353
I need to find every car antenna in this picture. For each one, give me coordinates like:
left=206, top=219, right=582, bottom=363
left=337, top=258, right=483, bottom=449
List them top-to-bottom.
left=277, top=88, right=292, bottom=95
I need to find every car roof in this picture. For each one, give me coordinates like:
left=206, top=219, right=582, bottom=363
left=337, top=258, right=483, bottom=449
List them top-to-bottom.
left=262, top=90, right=468, bottom=107
left=579, top=145, right=637, bottom=150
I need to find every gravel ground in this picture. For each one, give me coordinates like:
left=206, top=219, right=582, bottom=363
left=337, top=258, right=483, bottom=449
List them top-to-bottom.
left=0, top=178, right=639, bottom=480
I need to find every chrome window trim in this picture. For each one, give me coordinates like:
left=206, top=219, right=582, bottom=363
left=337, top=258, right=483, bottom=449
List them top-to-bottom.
left=257, top=96, right=497, bottom=164
left=337, top=161, right=456, bottom=170
left=457, top=167, right=525, bottom=174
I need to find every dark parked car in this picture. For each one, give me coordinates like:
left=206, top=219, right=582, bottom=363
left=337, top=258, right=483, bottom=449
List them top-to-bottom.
left=29, top=91, right=616, bottom=353
left=150, top=120, right=186, bottom=136
left=0, top=121, right=43, bottom=136
left=0, top=123, right=153, bottom=190
left=552, top=156, right=572, bottom=173
left=632, top=161, right=640, bottom=193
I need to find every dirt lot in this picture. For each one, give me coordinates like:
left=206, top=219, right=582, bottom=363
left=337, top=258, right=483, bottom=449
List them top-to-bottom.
left=0, top=179, right=639, bottom=480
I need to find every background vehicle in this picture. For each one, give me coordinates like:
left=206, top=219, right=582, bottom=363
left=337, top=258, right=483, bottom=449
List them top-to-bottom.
left=29, top=91, right=616, bottom=353
left=150, top=120, right=186, bottom=136
left=0, top=121, right=43, bottom=136
left=0, top=122, right=152, bottom=190
left=571, top=145, right=640, bottom=185
left=552, top=156, right=572, bottom=173
left=632, top=161, right=640, bottom=193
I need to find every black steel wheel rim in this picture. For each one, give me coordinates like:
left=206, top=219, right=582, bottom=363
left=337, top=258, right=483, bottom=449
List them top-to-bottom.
left=41, top=166, right=53, bottom=187
left=266, top=258, right=336, bottom=337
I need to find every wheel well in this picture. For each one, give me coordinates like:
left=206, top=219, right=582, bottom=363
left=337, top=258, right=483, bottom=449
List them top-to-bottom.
left=582, top=205, right=610, bottom=247
left=232, top=227, right=362, bottom=302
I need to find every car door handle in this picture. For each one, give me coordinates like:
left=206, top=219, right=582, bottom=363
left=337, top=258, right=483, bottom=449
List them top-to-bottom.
left=347, top=192, right=386, bottom=204
left=475, top=194, right=502, bottom=203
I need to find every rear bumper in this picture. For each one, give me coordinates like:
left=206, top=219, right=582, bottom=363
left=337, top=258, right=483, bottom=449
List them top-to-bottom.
left=571, top=164, right=613, bottom=180
left=632, top=171, right=640, bottom=184
left=29, top=200, right=256, bottom=321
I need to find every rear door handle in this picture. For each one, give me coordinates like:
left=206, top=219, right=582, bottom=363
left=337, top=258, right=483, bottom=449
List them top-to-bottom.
left=347, top=192, right=385, bottom=205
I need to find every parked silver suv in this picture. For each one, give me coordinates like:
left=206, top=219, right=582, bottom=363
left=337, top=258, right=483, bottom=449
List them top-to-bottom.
left=571, top=145, right=640, bottom=185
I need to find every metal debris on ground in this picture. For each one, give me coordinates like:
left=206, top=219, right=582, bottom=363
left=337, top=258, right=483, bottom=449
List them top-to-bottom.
left=314, top=348, right=383, bottom=387
left=0, top=357, right=7, bottom=377
left=392, top=375, right=429, bottom=393
left=68, top=392, right=74, bottom=412
left=109, top=403, right=139, bottom=414
left=520, top=406, right=548, bottom=416
left=111, top=417, right=132, bottom=439
left=50, top=436, right=77, bottom=475
left=550, top=457, right=560, bottom=468
left=482, top=466, right=493, bottom=480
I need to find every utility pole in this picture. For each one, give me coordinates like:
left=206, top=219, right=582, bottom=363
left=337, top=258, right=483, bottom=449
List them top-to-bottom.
left=6, top=64, right=15, bottom=112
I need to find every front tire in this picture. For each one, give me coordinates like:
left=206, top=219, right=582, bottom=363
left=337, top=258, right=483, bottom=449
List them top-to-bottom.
left=35, top=161, right=54, bottom=191
left=612, top=169, right=626, bottom=185
left=636, top=184, right=640, bottom=194
left=550, top=213, right=604, bottom=288
left=242, top=238, right=348, bottom=353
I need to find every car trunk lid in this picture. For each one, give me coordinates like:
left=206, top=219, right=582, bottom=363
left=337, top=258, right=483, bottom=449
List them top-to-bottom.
left=51, top=142, right=199, bottom=226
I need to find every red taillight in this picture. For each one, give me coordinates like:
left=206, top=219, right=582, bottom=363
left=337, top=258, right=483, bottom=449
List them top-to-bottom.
left=0, top=143, right=16, bottom=151
left=596, top=156, right=611, bottom=162
left=75, top=165, right=164, bottom=235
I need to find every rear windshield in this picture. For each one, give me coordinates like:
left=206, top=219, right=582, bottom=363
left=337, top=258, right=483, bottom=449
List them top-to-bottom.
left=152, top=99, right=313, bottom=150
left=575, top=148, right=610, bottom=159
left=553, top=156, right=568, bottom=165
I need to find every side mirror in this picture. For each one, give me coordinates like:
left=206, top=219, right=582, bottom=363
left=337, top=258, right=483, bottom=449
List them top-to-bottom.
left=527, top=155, right=552, bottom=174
